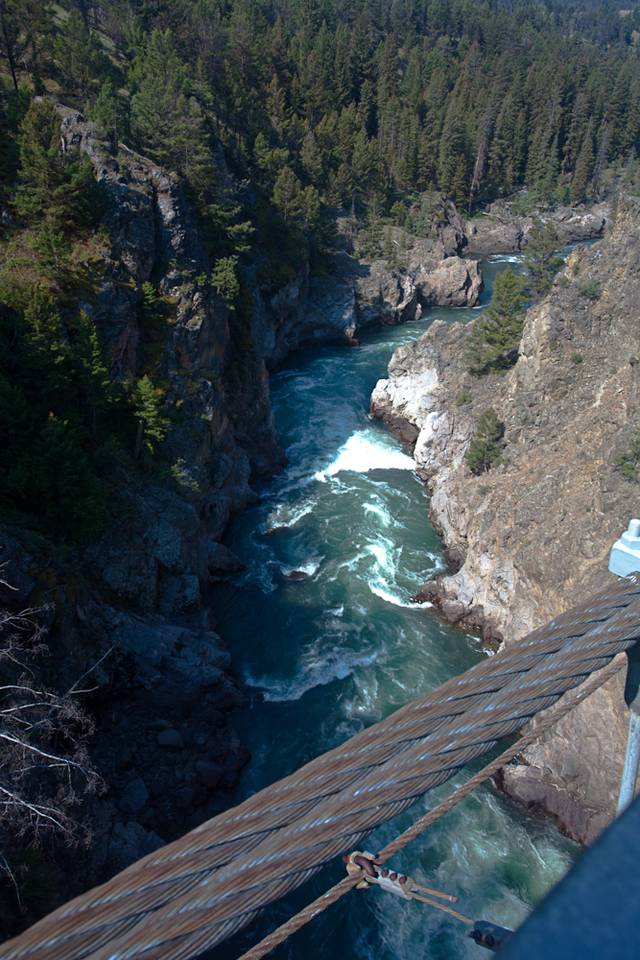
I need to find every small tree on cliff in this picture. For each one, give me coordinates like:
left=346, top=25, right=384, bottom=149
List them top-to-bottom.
left=522, top=219, right=564, bottom=298
left=467, top=269, right=528, bottom=375
left=132, top=375, right=168, bottom=458
left=466, top=409, right=505, bottom=475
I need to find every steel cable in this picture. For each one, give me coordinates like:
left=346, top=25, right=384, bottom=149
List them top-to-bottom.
left=2, top=576, right=638, bottom=960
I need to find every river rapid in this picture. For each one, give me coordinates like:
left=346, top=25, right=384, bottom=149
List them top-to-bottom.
left=210, top=256, right=578, bottom=960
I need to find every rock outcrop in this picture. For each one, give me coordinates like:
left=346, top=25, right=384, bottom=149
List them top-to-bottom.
left=372, top=195, right=640, bottom=843
left=463, top=198, right=608, bottom=255
left=253, top=218, right=483, bottom=365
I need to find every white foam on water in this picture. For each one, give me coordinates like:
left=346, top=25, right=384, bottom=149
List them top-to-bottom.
left=489, top=254, right=521, bottom=263
left=314, top=429, right=414, bottom=482
left=263, top=498, right=315, bottom=532
left=363, top=499, right=398, bottom=527
left=365, top=541, right=394, bottom=571
left=280, top=556, right=323, bottom=579
left=368, top=583, right=431, bottom=609
left=245, top=646, right=379, bottom=702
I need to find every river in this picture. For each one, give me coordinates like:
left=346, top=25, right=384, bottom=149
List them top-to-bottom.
left=210, top=255, right=578, bottom=960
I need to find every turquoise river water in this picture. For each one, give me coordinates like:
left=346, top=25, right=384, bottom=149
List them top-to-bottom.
left=211, top=255, right=578, bottom=960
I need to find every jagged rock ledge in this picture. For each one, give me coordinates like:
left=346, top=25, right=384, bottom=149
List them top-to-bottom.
left=371, top=196, right=640, bottom=844
left=463, top=198, right=608, bottom=255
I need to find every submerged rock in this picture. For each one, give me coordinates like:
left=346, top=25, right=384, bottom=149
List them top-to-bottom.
left=281, top=569, right=310, bottom=581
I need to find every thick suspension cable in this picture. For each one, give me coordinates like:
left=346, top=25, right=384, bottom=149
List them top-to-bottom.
left=2, top=577, right=637, bottom=960
left=237, top=655, right=623, bottom=960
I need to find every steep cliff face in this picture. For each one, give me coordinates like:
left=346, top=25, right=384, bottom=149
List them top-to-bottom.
left=0, top=107, right=281, bottom=912
left=0, top=108, right=495, bottom=925
left=372, top=196, right=640, bottom=842
left=463, top=199, right=608, bottom=255
left=251, top=210, right=482, bottom=366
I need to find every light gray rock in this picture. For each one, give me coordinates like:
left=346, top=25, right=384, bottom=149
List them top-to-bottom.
left=463, top=199, right=608, bottom=255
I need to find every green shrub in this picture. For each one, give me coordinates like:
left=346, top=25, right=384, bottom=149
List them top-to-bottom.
left=211, top=255, right=240, bottom=304
left=578, top=279, right=601, bottom=301
left=571, top=352, right=584, bottom=364
left=457, top=388, right=472, bottom=406
left=466, top=409, right=505, bottom=475
left=616, top=430, right=640, bottom=481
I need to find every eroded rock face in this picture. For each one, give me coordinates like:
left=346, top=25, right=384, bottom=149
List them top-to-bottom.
left=371, top=196, right=640, bottom=843
left=463, top=198, right=608, bottom=255
left=249, top=218, right=483, bottom=362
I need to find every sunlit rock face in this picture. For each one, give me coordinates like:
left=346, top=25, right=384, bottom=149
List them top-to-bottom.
left=372, top=196, right=640, bottom=842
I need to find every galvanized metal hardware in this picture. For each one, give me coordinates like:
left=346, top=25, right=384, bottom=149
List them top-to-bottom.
left=609, top=519, right=640, bottom=577
left=608, top=523, right=640, bottom=813
left=617, top=640, right=640, bottom=813
left=344, top=851, right=457, bottom=904
left=344, top=851, right=412, bottom=898
left=469, top=920, right=514, bottom=952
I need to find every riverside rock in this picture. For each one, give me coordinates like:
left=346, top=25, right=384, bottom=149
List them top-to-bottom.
left=372, top=196, right=639, bottom=843
left=463, top=198, right=608, bottom=255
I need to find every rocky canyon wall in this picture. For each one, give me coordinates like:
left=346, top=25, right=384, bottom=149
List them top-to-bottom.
left=372, top=195, right=640, bottom=843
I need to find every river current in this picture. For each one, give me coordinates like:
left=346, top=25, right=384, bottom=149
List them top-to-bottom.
left=211, top=256, right=578, bottom=960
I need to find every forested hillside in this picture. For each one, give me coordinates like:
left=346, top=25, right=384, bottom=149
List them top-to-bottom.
left=2, top=0, right=640, bottom=939
left=2, top=0, right=640, bottom=535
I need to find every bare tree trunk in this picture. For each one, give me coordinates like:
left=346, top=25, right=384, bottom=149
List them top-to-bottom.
left=0, top=6, right=19, bottom=92
left=468, top=107, right=494, bottom=214
left=135, top=419, right=143, bottom=459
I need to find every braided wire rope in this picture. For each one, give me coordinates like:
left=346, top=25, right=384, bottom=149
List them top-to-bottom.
left=2, top=576, right=639, bottom=960
left=238, top=655, right=624, bottom=960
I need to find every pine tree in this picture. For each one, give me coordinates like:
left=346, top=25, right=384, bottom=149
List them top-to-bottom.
left=0, top=0, right=22, bottom=90
left=53, top=9, right=104, bottom=102
left=130, top=30, right=211, bottom=191
left=91, top=79, right=124, bottom=144
left=14, top=100, right=98, bottom=232
left=437, top=107, right=469, bottom=205
left=570, top=121, right=595, bottom=203
left=301, top=129, right=323, bottom=183
left=254, top=132, right=289, bottom=185
left=272, top=166, right=303, bottom=223
left=522, top=220, right=564, bottom=298
left=211, top=257, right=240, bottom=304
left=467, top=270, right=529, bottom=375
left=23, top=289, right=72, bottom=399
left=76, top=311, right=112, bottom=436
left=132, top=374, right=168, bottom=458
left=466, top=409, right=505, bottom=475
left=32, top=413, right=106, bottom=534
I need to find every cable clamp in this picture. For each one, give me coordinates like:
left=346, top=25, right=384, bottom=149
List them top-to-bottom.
left=344, top=851, right=454, bottom=904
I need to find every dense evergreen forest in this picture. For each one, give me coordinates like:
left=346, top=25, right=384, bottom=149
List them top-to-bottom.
left=1, top=0, right=640, bottom=537
left=1, top=0, right=640, bottom=937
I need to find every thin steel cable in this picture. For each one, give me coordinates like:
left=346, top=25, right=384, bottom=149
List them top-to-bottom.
left=1, top=578, right=637, bottom=960
left=236, top=655, right=624, bottom=960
